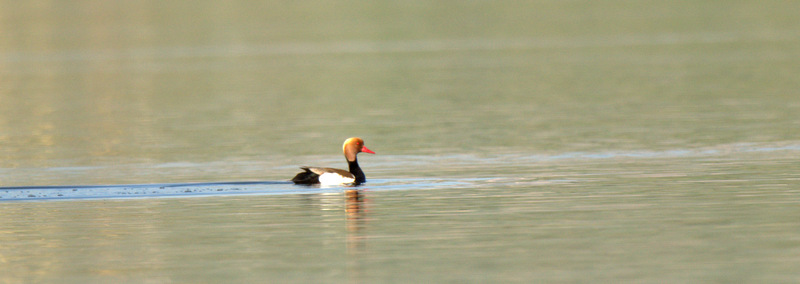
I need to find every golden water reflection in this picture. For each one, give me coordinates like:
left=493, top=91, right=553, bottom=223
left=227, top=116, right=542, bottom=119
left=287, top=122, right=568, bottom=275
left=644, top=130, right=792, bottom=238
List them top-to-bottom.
left=345, top=189, right=366, bottom=253
left=345, top=189, right=367, bottom=284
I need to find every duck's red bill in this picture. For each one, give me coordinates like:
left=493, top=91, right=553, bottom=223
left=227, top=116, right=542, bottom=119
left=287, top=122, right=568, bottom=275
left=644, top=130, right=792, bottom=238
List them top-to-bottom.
left=361, top=146, right=375, bottom=154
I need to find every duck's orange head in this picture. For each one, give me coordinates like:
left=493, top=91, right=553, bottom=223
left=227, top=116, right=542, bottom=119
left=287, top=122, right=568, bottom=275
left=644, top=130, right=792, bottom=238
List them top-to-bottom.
left=343, top=137, right=375, bottom=161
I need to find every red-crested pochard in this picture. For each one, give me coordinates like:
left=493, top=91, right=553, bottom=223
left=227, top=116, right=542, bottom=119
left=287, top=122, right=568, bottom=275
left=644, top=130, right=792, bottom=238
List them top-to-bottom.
left=292, top=137, right=375, bottom=186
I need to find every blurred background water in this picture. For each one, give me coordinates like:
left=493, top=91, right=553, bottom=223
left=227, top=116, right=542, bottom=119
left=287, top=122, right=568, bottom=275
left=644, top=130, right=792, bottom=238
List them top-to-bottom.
left=1, top=0, right=800, bottom=282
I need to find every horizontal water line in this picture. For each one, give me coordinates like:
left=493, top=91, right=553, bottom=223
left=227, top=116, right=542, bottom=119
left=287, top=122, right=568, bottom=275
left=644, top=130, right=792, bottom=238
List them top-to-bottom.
left=2, top=30, right=797, bottom=63
left=2, top=142, right=797, bottom=201
left=368, top=142, right=800, bottom=167
left=0, top=178, right=473, bottom=202
left=0, top=181, right=323, bottom=202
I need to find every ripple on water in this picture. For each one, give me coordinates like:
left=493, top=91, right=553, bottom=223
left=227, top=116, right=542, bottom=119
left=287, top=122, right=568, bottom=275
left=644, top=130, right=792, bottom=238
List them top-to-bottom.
left=3, top=141, right=798, bottom=201
left=0, top=176, right=547, bottom=201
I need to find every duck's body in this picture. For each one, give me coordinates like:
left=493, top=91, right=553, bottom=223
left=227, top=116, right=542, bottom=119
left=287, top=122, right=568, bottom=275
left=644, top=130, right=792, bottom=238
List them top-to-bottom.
left=292, top=137, right=374, bottom=186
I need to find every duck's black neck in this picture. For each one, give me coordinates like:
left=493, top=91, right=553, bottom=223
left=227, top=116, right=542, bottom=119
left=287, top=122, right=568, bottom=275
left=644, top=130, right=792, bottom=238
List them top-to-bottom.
left=348, top=159, right=366, bottom=184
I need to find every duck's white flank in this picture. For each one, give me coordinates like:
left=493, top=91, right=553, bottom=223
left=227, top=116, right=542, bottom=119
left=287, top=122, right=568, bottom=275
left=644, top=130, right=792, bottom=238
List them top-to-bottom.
left=318, top=172, right=356, bottom=185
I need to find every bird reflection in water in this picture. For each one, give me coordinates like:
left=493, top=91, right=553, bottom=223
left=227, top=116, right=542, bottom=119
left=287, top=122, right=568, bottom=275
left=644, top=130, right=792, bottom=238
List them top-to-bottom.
left=345, top=189, right=368, bottom=283
left=345, top=189, right=367, bottom=253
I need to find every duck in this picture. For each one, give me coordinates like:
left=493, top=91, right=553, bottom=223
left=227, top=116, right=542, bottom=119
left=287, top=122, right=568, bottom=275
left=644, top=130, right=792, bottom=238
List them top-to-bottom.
left=292, top=137, right=375, bottom=186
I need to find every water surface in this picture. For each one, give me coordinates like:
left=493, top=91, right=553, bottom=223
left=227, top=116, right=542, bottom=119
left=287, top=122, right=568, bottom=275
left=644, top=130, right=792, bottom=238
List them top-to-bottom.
left=1, top=0, right=800, bottom=282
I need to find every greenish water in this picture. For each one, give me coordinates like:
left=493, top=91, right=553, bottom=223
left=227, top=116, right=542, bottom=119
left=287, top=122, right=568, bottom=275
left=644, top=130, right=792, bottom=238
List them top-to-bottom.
left=2, top=0, right=800, bottom=282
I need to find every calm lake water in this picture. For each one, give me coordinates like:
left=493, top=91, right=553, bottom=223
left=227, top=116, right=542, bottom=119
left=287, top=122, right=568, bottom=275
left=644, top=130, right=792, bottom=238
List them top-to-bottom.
left=2, top=0, right=800, bottom=282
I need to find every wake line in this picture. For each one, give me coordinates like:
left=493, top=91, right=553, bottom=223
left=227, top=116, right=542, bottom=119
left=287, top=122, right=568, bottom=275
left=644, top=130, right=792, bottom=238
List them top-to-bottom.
left=0, top=181, right=304, bottom=202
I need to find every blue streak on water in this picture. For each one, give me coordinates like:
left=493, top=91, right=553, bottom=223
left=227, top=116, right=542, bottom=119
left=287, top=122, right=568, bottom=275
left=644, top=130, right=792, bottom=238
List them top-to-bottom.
left=0, top=178, right=491, bottom=202
left=0, top=181, right=296, bottom=202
